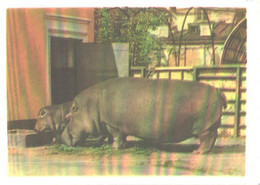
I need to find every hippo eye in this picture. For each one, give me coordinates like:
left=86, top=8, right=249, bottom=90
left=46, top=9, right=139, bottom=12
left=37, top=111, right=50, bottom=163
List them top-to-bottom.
left=71, top=105, right=78, bottom=113
left=39, top=109, right=47, bottom=117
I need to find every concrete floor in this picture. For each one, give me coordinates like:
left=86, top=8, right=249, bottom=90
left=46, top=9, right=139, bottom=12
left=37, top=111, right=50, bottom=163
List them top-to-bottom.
left=8, top=137, right=245, bottom=176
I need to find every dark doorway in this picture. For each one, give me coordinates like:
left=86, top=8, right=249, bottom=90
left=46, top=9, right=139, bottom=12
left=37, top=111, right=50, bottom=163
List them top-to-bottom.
left=51, top=36, right=80, bottom=104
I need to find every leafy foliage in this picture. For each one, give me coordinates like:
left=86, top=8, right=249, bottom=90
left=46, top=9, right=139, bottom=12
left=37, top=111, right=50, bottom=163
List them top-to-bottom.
left=95, top=8, right=171, bottom=66
left=56, top=144, right=83, bottom=153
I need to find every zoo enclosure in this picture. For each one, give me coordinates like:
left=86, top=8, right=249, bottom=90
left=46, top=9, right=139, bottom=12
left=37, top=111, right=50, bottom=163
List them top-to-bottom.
left=130, top=65, right=246, bottom=137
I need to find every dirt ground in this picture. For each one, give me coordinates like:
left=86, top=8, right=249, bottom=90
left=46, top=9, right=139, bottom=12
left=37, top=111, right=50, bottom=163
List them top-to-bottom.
left=8, top=137, right=245, bottom=176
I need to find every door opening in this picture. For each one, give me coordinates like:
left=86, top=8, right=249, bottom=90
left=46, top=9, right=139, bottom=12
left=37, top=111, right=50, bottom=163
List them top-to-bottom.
left=51, top=36, right=81, bottom=104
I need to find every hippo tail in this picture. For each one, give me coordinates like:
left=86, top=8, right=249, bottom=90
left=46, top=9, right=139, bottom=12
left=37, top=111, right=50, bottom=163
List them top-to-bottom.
left=218, top=89, right=227, bottom=109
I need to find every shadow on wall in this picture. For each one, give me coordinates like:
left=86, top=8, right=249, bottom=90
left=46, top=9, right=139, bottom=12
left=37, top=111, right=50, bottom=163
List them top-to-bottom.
left=51, top=41, right=129, bottom=104
left=76, top=42, right=129, bottom=92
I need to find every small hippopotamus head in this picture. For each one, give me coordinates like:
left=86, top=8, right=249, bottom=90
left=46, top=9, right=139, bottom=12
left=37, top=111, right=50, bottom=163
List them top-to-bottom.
left=62, top=101, right=91, bottom=146
left=34, top=106, right=54, bottom=133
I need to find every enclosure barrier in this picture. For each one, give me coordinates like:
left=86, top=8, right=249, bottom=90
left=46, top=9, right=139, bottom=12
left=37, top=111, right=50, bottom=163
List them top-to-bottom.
left=130, top=65, right=246, bottom=137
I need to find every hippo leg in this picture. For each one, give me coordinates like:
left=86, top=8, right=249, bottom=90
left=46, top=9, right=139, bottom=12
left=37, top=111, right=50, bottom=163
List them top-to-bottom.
left=193, top=121, right=220, bottom=154
left=106, top=125, right=126, bottom=149
left=55, top=134, right=62, bottom=144
left=107, top=135, right=114, bottom=144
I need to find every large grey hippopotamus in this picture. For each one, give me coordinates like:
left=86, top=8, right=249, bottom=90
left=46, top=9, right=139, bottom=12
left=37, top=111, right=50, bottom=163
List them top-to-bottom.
left=61, top=77, right=226, bottom=154
left=35, top=101, right=72, bottom=143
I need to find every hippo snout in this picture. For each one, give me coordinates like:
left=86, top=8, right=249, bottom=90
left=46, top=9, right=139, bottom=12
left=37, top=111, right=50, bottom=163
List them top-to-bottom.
left=34, top=121, right=45, bottom=133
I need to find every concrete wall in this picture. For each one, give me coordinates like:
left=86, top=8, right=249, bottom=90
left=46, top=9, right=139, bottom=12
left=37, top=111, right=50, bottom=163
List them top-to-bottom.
left=112, top=43, right=129, bottom=77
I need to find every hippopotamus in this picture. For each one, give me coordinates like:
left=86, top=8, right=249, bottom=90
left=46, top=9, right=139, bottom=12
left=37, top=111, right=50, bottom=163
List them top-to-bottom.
left=61, top=77, right=226, bottom=154
left=35, top=101, right=72, bottom=143
left=35, top=101, right=105, bottom=146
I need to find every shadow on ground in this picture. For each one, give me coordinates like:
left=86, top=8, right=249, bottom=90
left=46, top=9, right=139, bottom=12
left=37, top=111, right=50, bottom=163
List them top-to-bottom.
left=118, top=139, right=245, bottom=154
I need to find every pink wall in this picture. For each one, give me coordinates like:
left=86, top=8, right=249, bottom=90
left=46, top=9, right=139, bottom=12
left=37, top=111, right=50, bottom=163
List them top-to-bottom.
left=7, top=8, right=94, bottom=121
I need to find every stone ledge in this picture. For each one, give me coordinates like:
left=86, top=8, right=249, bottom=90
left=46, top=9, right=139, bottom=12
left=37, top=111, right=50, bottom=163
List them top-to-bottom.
left=8, top=129, right=52, bottom=148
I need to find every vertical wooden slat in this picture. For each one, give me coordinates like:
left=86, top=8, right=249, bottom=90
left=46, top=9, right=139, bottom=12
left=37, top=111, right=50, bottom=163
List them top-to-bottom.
left=184, top=45, right=187, bottom=66
left=203, top=45, right=206, bottom=65
left=234, top=66, right=241, bottom=137
left=140, top=67, right=146, bottom=78
left=193, top=67, right=197, bottom=82
left=181, top=70, right=184, bottom=80
left=157, top=71, right=160, bottom=79
left=168, top=71, right=171, bottom=80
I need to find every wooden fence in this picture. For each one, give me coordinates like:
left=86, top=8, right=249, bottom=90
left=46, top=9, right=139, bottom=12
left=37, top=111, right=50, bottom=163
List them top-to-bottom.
left=130, top=65, right=246, bottom=137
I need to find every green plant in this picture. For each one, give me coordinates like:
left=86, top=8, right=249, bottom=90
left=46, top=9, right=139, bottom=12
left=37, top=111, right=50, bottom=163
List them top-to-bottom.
left=95, top=8, right=171, bottom=67
left=55, top=144, right=83, bottom=153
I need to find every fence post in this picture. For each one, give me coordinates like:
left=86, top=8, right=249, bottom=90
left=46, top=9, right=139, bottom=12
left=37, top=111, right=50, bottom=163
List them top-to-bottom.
left=234, top=66, right=241, bottom=137
left=140, top=67, right=146, bottom=78
left=193, top=67, right=198, bottom=82
left=181, top=70, right=184, bottom=81
left=157, top=71, right=160, bottom=79
left=168, top=71, right=171, bottom=80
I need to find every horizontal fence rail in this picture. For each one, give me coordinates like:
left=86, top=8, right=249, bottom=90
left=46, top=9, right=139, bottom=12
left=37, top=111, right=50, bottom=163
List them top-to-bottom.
left=130, top=65, right=246, bottom=137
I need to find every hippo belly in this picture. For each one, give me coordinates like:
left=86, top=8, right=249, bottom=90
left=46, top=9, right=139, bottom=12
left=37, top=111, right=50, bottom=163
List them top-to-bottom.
left=100, top=78, right=224, bottom=144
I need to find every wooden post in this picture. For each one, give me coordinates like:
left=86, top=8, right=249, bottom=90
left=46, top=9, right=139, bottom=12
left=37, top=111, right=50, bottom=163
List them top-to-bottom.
left=184, top=45, right=187, bottom=66
left=204, top=45, right=206, bottom=65
left=234, top=66, right=241, bottom=137
left=140, top=67, right=146, bottom=78
left=193, top=67, right=198, bottom=82
left=181, top=70, right=184, bottom=81
left=157, top=71, right=160, bottom=79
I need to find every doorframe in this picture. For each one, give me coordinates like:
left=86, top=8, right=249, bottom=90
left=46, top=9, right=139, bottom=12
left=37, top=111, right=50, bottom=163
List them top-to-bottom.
left=45, top=13, right=91, bottom=104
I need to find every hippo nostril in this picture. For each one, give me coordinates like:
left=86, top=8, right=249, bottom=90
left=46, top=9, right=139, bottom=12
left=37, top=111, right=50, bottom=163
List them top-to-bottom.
left=34, top=125, right=39, bottom=132
left=35, top=126, right=44, bottom=133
